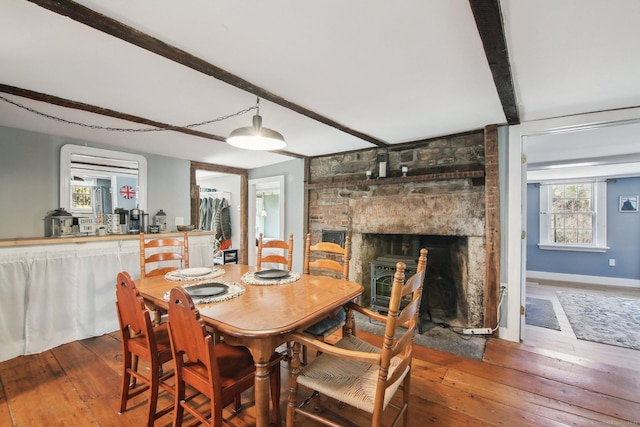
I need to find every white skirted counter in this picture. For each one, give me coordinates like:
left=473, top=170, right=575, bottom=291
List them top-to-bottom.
left=0, top=232, right=214, bottom=363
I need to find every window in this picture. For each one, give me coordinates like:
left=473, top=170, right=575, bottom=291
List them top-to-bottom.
left=539, top=180, right=608, bottom=252
left=71, top=181, right=94, bottom=212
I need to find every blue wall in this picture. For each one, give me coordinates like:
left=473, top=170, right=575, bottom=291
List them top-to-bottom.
left=527, top=177, right=640, bottom=280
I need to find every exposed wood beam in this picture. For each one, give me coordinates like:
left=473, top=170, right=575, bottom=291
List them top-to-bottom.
left=28, top=0, right=388, bottom=148
left=469, top=0, right=520, bottom=125
left=0, top=84, right=305, bottom=159
left=0, top=84, right=225, bottom=141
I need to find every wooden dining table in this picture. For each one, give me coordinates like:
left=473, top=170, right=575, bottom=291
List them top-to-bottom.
left=135, top=263, right=363, bottom=427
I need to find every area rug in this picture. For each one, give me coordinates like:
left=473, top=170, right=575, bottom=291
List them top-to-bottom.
left=556, top=291, right=640, bottom=351
left=525, top=297, right=561, bottom=331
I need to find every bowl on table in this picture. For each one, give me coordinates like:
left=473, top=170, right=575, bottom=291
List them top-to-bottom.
left=177, top=225, right=195, bottom=232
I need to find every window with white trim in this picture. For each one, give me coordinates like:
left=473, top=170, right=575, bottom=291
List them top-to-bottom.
left=70, top=179, right=96, bottom=213
left=539, top=180, right=608, bottom=252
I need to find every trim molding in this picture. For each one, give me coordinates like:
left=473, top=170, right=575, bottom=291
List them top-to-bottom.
left=527, top=270, right=640, bottom=289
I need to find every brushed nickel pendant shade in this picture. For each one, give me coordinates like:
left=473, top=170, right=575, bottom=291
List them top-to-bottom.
left=227, top=97, right=286, bottom=151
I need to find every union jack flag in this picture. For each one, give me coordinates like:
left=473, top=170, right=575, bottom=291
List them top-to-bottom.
left=120, top=185, right=136, bottom=199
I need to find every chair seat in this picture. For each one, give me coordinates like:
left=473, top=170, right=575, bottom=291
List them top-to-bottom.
left=303, top=308, right=346, bottom=336
left=127, top=323, right=172, bottom=362
left=296, top=335, right=408, bottom=413
left=181, top=343, right=256, bottom=399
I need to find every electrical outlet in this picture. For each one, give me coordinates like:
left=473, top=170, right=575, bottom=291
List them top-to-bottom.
left=609, top=259, right=615, bottom=267
left=462, top=328, right=493, bottom=335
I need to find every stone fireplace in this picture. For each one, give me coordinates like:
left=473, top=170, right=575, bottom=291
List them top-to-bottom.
left=305, top=129, right=500, bottom=329
left=348, top=192, right=486, bottom=327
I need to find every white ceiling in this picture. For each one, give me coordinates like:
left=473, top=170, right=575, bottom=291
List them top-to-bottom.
left=1, top=0, right=639, bottom=170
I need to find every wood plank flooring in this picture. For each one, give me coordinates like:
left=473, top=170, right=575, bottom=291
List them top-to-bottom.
left=524, top=280, right=640, bottom=371
left=1, top=322, right=638, bottom=426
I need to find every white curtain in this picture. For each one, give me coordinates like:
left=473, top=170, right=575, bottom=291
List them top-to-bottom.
left=0, top=235, right=214, bottom=363
left=0, top=254, right=30, bottom=362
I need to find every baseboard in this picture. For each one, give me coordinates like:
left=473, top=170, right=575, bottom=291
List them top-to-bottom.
left=527, top=270, right=640, bottom=289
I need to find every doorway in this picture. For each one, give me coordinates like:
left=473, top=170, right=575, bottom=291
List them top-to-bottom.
left=505, top=107, right=640, bottom=344
left=190, top=161, right=248, bottom=264
left=247, top=176, right=285, bottom=267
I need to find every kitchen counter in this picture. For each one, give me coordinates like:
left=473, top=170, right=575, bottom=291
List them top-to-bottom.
left=0, top=230, right=214, bottom=247
left=0, top=231, right=215, bottom=363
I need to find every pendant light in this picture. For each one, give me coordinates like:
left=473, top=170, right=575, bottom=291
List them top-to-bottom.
left=227, top=97, right=286, bottom=150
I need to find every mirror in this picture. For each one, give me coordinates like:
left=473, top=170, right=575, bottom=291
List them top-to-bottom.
left=60, top=144, right=147, bottom=220
left=190, top=161, right=248, bottom=264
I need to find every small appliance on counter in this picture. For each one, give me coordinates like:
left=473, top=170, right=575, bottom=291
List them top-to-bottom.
left=44, top=208, right=74, bottom=237
left=115, top=208, right=129, bottom=234
left=129, top=208, right=143, bottom=234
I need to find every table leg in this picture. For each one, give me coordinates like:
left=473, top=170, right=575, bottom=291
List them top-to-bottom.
left=245, top=339, right=279, bottom=427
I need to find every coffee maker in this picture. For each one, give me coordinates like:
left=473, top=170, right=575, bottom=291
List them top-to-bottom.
left=115, top=208, right=129, bottom=234
left=129, top=208, right=143, bottom=234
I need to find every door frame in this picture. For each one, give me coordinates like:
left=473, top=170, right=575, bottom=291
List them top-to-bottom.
left=504, top=107, right=640, bottom=343
left=247, top=175, right=285, bottom=267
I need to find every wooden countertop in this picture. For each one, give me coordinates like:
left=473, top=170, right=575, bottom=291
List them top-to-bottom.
left=0, top=230, right=214, bottom=248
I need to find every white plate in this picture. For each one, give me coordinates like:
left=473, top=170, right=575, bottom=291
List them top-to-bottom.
left=176, top=268, right=211, bottom=277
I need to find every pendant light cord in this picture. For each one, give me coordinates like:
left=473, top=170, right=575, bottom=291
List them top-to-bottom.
left=0, top=94, right=257, bottom=133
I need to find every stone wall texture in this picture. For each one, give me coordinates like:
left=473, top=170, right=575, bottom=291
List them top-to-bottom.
left=306, top=130, right=490, bottom=327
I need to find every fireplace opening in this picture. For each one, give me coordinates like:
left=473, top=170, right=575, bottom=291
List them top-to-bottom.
left=358, top=233, right=471, bottom=327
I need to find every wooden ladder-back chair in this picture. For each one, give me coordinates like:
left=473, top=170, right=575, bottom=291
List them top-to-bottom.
left=140, top=231, right=189, bottom=279
left=257, top=232, right=294, bottom=271
left=302, top=233, right=351, bottom=342
left=303, top=233, right=350, bottom=280
left=287, top=248, right=428, bottom=427
left=115, top=271, right=174, bottom=427
left=167, top=287, right=283, bottom=427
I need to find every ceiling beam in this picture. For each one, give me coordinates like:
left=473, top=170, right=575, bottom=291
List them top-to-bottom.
left=28, top=0, right=388, bottom=148
left=469, top=0, right=520, bottom=125
left=0, top=84, right=304, bottom=159
left=0, top=84, right=225, bottom=141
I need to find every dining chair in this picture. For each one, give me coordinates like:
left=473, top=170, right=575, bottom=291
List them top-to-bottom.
left=140, top=231, right=189, bottom=279
left=257, top=232, right=294, bottom=271
left=301, top=233, right=351, bottom=345
left=303, top=233, right=350, bottom=280
left=287, top=248, right=428, bottom=427
left=115, top=271, right=174, bottom=427
left=167, top=286, right=283, bottom=427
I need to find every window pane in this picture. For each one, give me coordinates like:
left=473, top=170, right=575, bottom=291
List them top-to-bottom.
left=548, top=183, right=594, bottom=245
left=564, top=185, right=577, bottom=198
left=71, top=186, right=92, bottom=210
left=565, top=214, right=578, bottom=229
left=577, top=230, right=593, bottom=244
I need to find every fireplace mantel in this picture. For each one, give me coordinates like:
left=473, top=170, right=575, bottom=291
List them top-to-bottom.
left=349, top=192, right=485, bottom=237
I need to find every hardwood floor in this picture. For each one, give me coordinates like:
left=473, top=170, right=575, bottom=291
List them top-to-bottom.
left=525, top=280, right=640, bottom=371
left=1, top=323, right=639, bottom=426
